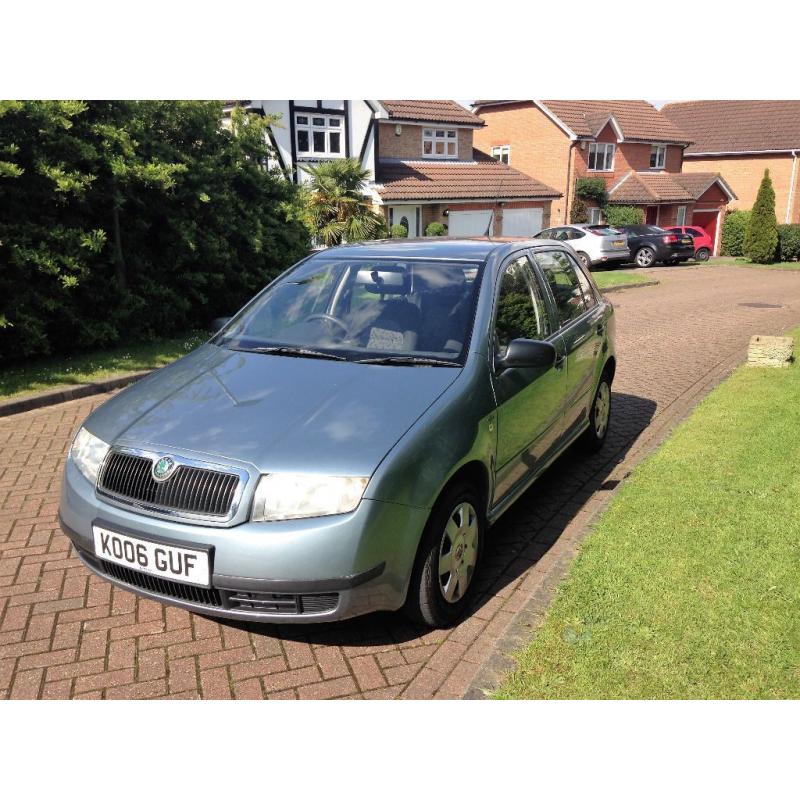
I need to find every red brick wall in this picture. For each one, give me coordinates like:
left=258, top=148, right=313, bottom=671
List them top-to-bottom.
left=378, top=122, right=473, bottom=161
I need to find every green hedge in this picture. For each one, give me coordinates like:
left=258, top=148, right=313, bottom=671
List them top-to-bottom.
left=0, top=101, right=310, bottom=365
left=743, top=170, right=779, bottom=263
left=575, top=177, right=607, bottom=204
left=570, top=198, right=589, bottom=224
left=603, top=205, right=644, bottom=227
left=721, top=210, right=750, bottom=257
left=425, top=221, right=446, bottom=236
left=390, top=223, right=408, bottom=238
left=778, top=224, right=800, bottom=261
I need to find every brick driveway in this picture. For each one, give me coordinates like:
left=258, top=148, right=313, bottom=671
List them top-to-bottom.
left=2, top=265, right=800, bottom=700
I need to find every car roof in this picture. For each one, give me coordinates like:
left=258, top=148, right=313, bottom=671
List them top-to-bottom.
left=311, top=237, right=545, bottom=262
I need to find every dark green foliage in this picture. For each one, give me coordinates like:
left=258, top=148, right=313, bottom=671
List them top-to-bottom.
left=0, top=101, right=310, bottom=364
left=744, top=170, right=779, bottom=263
left=575, top=177, right=607, bottom=204
left=570, top=198, right=589, bottom=224
left=603, top=205, right=644, bottom=227
left=721, top=209, right=750, bottom=257
left=425, top=221, right=446, bottom=236
left=390, top=223, right=408, bottom=238
left=777, top=224, right=800, bottom=261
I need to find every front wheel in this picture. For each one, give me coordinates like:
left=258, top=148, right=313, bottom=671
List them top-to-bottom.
left=635, top=247, right=656, bottom=267
left=695, top=248, right=710, bottom=262
left=579, top=374, right=612, bottom=453
left=404, top=483, right=485, bottom=628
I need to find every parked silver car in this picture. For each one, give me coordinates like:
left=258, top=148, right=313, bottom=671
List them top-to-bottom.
left=535, top=224, right=630, bottom=269
left=59, top=238, right=616, bottom=628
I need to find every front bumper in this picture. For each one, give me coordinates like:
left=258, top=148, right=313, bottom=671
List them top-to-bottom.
left=59, top=459, right=429, bottom=623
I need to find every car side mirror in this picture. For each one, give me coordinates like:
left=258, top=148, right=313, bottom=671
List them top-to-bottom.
left=210, top=317, right=232, bottom=333
left=496, top=339, right=557, bottom=371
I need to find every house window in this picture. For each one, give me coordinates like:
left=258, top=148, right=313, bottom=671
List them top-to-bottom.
left=295, top=113, right=343, bottom=158
left=423, top=128, right=458, bottom=158
left=588, top=142, right=615, bottom=171
left=650, top=144, right=667, bottom=169
left=491, top=145, right=510, bottom=164
left=676, top=205, right=687, bottom=226
left=588, top=207, right=602, bottom=224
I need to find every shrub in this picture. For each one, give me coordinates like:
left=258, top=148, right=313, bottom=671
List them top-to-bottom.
left=744, top=170, right=779, bottom=263
left=575, top=177, right=607, bottom=204
left=570, top=198, right=589, bottom=224
left=603, top=205, right=644, bottom=227
left=721, top=210, right=750, bottom=257
left=425, top=221, right=446, bottom=236
left=390, top=223, right=408, bottom=238
left=777, top=224, right=800, bottom=261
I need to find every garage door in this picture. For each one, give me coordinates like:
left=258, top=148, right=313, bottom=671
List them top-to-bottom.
left=501, top=208, right=543, bottom=237
left=448, top=209, right=493, bottom=236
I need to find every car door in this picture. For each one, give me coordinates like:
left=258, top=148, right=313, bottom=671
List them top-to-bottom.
left=532, top=248, right=605, bottom=441
left=491, top=252, right=567, bottom=503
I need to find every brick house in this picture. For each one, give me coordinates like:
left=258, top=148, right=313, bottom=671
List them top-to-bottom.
left=225, top=99, right=560, bottom=237
left=473, top=100, right=735, bottom=253
left=661, top=101, right=800, bottom=225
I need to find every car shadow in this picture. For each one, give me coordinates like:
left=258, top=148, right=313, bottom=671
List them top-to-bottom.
left=210, top=391, right=657, bottom=648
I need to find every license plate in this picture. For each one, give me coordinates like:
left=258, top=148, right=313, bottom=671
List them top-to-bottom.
left=682, top=237, right=692, bottom=245
left=611, top=239, right=625, bottom=248
left=93, top=526, right=210, bottom=587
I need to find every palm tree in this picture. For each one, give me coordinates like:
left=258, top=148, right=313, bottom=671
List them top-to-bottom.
left=303, top=158, right=386, bottom=246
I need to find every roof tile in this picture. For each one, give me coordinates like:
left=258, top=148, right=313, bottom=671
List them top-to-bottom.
left=379, top=100, right=483, bottom=126
left=609, top=171, right=732, bottom=203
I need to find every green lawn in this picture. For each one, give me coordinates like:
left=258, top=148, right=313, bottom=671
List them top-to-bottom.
left=711, top=256, right=800, bottom=270
left=591, top=270, right=653, bottom=289
left=495, top=326, right=800, bottom=699
left=0, top=332, right=207, bottom=401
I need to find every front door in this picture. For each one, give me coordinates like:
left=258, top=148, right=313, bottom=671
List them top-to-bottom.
left=388, top=205, right=420, bottom=237
left=645, top=205, right=659, bottom=225
left=532, top=248, right=604, bottom=440
left=491, top=253, right=567, bottom=503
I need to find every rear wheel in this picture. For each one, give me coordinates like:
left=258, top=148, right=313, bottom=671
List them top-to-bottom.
left=635, top=247, right=656, bottom=267
left=695, top=248, right=710, bottom=262
left=576, top=251, right=591, bottom=270
left=579, top=372, right=612, bottom=453
left=404, top=482, right=485, bottom=628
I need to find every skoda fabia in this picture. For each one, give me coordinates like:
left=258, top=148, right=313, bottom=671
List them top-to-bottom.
left=59, top=238, right=616, bottom=628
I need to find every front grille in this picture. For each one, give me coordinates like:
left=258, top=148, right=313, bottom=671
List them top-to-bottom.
left=98, top=451, right=239, bottom=517
left=98, top=558, right=223, bottom=607
left=227, top=591, right=339, bottom=615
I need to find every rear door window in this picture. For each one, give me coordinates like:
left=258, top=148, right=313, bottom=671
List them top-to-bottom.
left=534, top=250, right=589, bottom=326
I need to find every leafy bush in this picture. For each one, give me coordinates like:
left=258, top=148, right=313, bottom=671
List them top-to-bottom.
left=0, top=101, right=310, bottom=365
left=744, top=170, right=779, bottom=263
left=575, top=177, right=607, bottom=204
left=570, top=198, right=589, bottom=224
left=603, top=205, right=644, bottom=227
left=721, top=210, right=750, bottom=257
left=425, top=221, right=446, bottom=236
left=390, top=223, right=408, bottom=238
left=777, top=224, right=800, bottom=261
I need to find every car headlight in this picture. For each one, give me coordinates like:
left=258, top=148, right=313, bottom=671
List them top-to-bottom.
left=70, top=427, right=110, bottom=485
left=251, top=473, right=369, bottom=522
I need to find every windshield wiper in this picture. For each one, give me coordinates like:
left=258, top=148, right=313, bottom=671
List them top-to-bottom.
left=231, top=345, right=347, bottom=361
left=355, top=356, right=461, bottom=368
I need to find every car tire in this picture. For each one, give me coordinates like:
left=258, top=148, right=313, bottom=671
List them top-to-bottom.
left=635, top=247, right=656, bottom=267
left=695, top=248, right=710, bottom=262
left=576, top=252, right=591, bottom=270
left=579, top=371, right=612, bottom=454
left=404, top=482, right=485, bottom=629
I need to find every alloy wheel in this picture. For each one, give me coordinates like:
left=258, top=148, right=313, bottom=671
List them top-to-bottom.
left=636, top=248, right=654, bottom=267
left=594, top=381, right=611, bottom=438
left=438, top=502, right=479, bottom=604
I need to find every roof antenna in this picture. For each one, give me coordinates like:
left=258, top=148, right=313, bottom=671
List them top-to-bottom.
left=484, top=164, right=508, bottom=239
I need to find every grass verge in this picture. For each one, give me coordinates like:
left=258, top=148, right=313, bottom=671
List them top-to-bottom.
left=711, top=257, right=800, bottom=270
left=591, top=270, right=653, bottom=289
left=495, top=326, right=800, bottom=699
left=0, top=332, right=207, bottom=401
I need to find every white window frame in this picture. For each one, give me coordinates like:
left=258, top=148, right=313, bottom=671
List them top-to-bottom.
left=295, top=113, right=344, bottom=158
left=422, top=127, right=458, bottom=159
left=588, top=142, right=615, bottom=172
left=650, top=144, right=667, bottom=170
left=491, top=145, right=510, bottom=164
left=676, top=205, right=687, bottom=226
left=588, top=207, right=603, bottom=224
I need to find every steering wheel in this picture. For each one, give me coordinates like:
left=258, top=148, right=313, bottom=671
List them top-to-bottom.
left=306, top=313, right=349, bottom=337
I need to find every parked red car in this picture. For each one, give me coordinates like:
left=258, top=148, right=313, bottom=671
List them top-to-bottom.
left=665, top=226, right=714, bottom=262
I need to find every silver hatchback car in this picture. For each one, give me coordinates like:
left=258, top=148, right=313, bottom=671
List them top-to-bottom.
left=59, top=238, right=615, bottom=628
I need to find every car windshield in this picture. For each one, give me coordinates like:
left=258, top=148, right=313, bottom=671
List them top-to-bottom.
left=215, top=257, right=484, bottom=365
